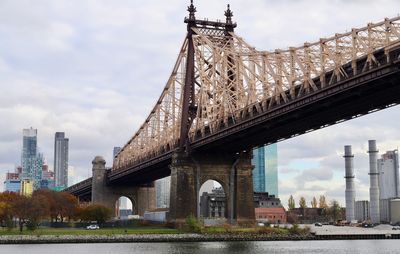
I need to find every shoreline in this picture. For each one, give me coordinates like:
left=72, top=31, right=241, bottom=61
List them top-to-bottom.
left=0, top=233, right=399, bottom=244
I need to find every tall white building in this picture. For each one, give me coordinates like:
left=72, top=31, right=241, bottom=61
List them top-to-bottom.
left=54, top=132, right=69, bottom=189
left=378, top=150, right=399, bottom=199
left=156, top=176, right=170, bottom=208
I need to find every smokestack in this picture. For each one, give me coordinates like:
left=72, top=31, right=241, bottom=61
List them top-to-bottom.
left=368, top=140, right=380, bottom=224
left=344, top=145, right=355, bottom=222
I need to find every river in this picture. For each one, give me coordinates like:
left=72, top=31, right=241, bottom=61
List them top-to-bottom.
left=1, top=240, right=399, bottom=254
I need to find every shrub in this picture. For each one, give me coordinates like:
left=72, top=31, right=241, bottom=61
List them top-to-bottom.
left=185, top=215, right=202, bottom=233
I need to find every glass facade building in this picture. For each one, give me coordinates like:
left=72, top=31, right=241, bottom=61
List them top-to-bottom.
left=21, top=128, right=37, bottom=179
left=252, top=143, right=278, bottom=196
left=156, top=176, right=170, bottom=208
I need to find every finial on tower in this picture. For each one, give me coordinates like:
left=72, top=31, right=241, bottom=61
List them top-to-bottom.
left=187, top=0, right=196, bottom=21
left=225, top=4, right=233, bottom=24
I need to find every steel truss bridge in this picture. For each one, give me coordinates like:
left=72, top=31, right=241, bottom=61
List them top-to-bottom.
left=66, top=2, right=400, bottom=197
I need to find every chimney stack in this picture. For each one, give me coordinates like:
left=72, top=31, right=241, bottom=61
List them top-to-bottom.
left=368, top=140, right=380, bottom=223
left=344, top=145, right=355, bottom=222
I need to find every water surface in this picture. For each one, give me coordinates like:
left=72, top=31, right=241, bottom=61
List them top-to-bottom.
left=2, top=240, right=399, bottom=254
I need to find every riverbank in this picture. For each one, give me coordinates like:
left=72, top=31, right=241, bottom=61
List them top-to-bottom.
left=1, top=232, right=400, bottom=244
left=0, top=233, right=314, bottom=244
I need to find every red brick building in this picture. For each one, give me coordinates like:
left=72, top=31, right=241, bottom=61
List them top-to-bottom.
left=255, top=207, right=287, bottom=224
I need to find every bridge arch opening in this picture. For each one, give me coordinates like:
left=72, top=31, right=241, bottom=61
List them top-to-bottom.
left=198, top=180, right=227, bottom=221
left=115, top=196, right=136, bottom=219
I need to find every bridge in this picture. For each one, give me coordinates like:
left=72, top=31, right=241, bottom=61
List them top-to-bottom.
left=65, top=2, right=400, bottom=225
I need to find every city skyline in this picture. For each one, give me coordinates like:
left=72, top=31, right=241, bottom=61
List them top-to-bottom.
left=0, top=1, right=400, bottom=208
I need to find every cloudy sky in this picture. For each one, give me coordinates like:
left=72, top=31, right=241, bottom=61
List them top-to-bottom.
left=0, top=0, right=399, bottom=208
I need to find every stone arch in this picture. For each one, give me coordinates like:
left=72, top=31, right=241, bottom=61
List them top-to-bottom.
left=198, top=178, right=229, bottom=219
left=114, top=195, right=137, bottom=218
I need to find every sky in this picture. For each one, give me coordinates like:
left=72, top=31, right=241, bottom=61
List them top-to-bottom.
left=0, top=0, right=399, bottom=208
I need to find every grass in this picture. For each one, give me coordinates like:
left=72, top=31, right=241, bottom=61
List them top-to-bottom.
left=0, top=226, right=180, bottom=235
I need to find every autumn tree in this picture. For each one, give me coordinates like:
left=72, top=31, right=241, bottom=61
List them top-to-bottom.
left=35, top=189, right=61, bottom=221
left=0, top=191, right=20, bottom=228
left=59, top=192, right=79, bottom=221
left=13, top=195, right=31, bottom=232
left=288, top=195, right=295, bottom=210
left=319, top=195, right=328, bottom=209
left=311, top=196, right=318, bottom=208
left=299, top=197, right=307, bottom=208
left=80, top=204, right=112, bottom=223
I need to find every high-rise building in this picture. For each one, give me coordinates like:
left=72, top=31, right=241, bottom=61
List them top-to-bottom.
left=21, top=127, right=37, bottom=179
left=54, top=132, right=69, bottom=189
left=252, top=144, right=278, bottom=196
left=113, top=147, right=121, bottom=157
left=378, top=150, right=399, bottom=199
left=29, top=153, right=43, bottom=190
left=41, top=164, right=55, bottom=189
left=156, top=176, right=170, bottom=208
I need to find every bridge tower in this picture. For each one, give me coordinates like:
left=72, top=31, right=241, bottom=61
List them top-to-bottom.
left=168, top=1, right=255, bottom=225
left=91, top=156, right=156, bottom=216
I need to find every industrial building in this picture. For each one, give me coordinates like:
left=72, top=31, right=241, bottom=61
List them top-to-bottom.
left=345, top=141, right=399, bottom=224
left=378, top=150, right=399, bottom=199
left=355, top=200, right=370, bottom=222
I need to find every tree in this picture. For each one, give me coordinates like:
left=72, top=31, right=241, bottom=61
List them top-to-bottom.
left=33, top=189, right=62, bottom=222
left=0, top=191, right=20, bottom=229
left=59, top=192, right=79, bottom=221
left=12, top=195, right=31, bottom=232
left=288, top=195, right=295, bottom=210
left=319, top=195, right=327, bottom=209
left=311, top=196, right=317, bottom=208
left=299, top=197, right=307, bottom=208
left=327, top=200, right=342, bottom=222
left=80, top=204, right=112, bottom=223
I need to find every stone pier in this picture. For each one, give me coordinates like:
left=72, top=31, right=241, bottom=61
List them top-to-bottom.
left=168, top=151, right=255, bottom=225
left=91, top=156, right=156, bottom=216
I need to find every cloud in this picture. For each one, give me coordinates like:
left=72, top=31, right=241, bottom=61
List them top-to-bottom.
left=0, top=1, right=399, bottom=201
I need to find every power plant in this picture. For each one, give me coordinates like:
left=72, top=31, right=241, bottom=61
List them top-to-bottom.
left=344, top=140, right=400, bottom=224
left=368, top=140, right=380, bottom=224
left=344, top=145, right=355, bottom=222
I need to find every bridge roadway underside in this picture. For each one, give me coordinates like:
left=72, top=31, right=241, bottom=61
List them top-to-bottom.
left=109, top=60, right=400, bottom=186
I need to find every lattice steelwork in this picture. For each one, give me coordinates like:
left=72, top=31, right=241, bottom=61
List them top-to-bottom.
left=113, top=4, right=400, bottom=172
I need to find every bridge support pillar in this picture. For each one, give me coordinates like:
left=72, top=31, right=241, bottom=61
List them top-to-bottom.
left=168, top=151, right=255, bottom=226
left=91, top=156, right=155, bottom=216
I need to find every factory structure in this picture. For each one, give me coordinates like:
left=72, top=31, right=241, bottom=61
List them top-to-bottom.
left=344, top=140, right=400, bottom=224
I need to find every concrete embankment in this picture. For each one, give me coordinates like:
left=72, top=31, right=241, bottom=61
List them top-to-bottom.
left=1, top=232, right=400, bottom=244
left=0, top=234, right=313, bottom=244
